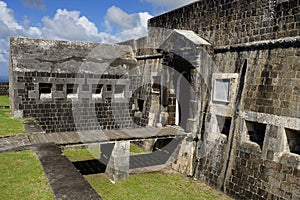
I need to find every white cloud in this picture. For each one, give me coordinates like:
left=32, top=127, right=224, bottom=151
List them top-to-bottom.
left=143, top=0, right=197, bottom=10
left=0, top=1, right=42, bottom=80
left=0, top=1, right=24, bottom=32
left=0, top=2, right=153, bottom=80
left=105, top=6, right=152, bottom=41
left=41, top=9, right=103, bottom=42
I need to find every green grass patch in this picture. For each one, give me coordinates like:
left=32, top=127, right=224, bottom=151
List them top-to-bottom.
left=0, top=96, right=9, bottom=106
left=0, top=109, right=25, bottom=136
left=63, top=143, right=150, bottom=162
left=130, top=143, right=150, bottom=155
left=63, top=148, right=97, bottom=162
left=64, top=149, right=231, bottom=200
left=0, top=150, right=53, bottom=200
left=86, top=173, right=230, bottom=200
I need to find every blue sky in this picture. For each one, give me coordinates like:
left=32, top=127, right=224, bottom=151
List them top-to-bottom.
left=0, top=0, right=197, bottom=81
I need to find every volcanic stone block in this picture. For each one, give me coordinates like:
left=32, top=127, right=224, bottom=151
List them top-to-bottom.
left=105, top=141, right=130, bottom=182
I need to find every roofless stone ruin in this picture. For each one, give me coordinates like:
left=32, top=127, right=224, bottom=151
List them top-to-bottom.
left=8, top=0, right=300, bottom=199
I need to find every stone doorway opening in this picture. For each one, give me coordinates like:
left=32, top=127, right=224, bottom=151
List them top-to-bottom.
left=164, top=53, right=194, bottom=132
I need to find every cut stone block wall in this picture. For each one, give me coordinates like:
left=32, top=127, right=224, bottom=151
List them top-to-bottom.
left=147, top=0, right=300, bottom=199
left=149, top=0, right=300, bottom=46
left=9, top=37, right=150, bottom=132
left=192, top=42, right=300, bottom=200
left=214, top=45, right=300, bottom=119
left=13, top=71, right=137, bottom=132
left=0, top=82, right=9, bottom=96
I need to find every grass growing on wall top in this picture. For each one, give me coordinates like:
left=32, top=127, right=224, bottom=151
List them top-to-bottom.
left=0, top=150, right=53, bottom=200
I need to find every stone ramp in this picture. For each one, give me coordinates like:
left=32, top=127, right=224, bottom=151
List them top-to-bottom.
left=0, top=126, right=186, bottom=154
left=28, top=126, right=186, bottom=145
left=0, top=134, right=31, bottom=152
left=35, top=143, right=101, bottom=200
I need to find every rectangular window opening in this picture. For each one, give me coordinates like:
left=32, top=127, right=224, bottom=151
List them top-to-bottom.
left=152, top=76, right=161, bottom=94
left=213, top=79, right=230, bottom=103
left=39, top=83, right=52, bottom=100
left=67, top=84, right=79, bottom=99
left=92, top=84, right=103, bottom=99
left=114, top=85, right=126, bottom=98
left=137, top=99, right=145, bottom=112
left=216, top=115, right=232, bottom=138
left=245, top=121, right=266, bottom=150
left=285, top=128, right=300, bottom=155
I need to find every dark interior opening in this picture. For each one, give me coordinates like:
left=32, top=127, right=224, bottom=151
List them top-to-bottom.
left=152, top=76, right=161, bottom=93
left=39, top=83, right=52, bottom=94
left=39, top=83, right=52, bottom=99
left=56, top=84, right=64, bottom=91
left=67, top=84, right=79, bottom=94
left=92, top=84, right=103, bottom=94
left=106, top=84, right=112, bottom=91
left=137, top=99, right=144, bottom=112
left=216, top=115, right=232, bottom=138
left=246, top=121, right=266, bottom=150
left=285, top=128, right=300, bottom=155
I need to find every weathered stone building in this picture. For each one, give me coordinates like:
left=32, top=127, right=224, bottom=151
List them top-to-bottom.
left=9, top=0, right=300, bottom=199
left=142, top=0, right=300, bottom=199
left=9, top=38, right=150, bottom=132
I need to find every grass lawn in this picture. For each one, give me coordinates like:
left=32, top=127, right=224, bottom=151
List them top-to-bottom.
left=0, top=96, right=9, bottom=106
left=0, top=96, right=25, bottom=136
left=0, top=109, right=25, bottom=136
left=63, top=143, right=149, bottom=162
left=130, top=143, right=150, bottom=155
left=63, top=148, right=97, bottom=162
left=64, top=148, right=232, bottom=200
left=0, top=150, right=53, bottom=200
left=86, top=173, right=230, bottom=200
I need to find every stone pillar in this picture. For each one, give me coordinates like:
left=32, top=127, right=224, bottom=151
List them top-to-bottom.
left=106, top=141, right=130, bottom=182
left=100, top=143, right=115, bottom=165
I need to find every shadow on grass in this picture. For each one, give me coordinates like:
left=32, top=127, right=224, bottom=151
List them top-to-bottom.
left=73, top=160, right=107, bottom=175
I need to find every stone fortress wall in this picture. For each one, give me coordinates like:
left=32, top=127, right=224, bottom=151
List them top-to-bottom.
left=8, top=0, right=300, bottom=199
left=147, top=0, right=300, bottom=199
left=149, top=0, right=299, bottom=46
left=9, top=38, right=151, bottom=133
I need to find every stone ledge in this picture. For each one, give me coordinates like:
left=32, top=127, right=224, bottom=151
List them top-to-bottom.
left=215, top=36, right=300, bottom=53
